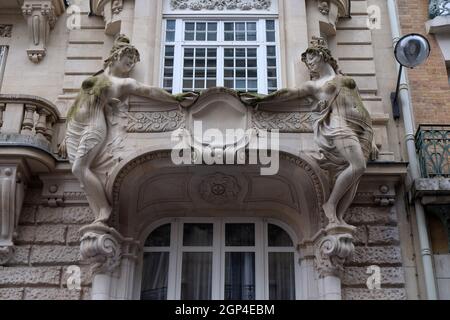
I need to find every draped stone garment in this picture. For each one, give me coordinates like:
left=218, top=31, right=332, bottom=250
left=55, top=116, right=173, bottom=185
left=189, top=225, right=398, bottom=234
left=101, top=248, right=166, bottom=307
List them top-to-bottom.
left=312, top=76, right=373, bottom=173
left=66, top=80, right=109, bottom=164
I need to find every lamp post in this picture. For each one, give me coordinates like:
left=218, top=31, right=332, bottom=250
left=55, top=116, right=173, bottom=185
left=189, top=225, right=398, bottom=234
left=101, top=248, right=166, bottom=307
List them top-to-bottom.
left=391, top=33, right=431, bottom=119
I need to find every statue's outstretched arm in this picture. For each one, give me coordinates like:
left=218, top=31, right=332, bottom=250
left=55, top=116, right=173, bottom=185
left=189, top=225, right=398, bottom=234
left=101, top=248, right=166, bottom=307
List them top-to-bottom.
left=240, top=81, right=317, bottom=106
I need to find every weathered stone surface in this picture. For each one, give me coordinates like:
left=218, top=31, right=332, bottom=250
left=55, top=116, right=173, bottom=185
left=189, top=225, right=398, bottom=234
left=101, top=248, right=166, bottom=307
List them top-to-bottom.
left=19, top=206, right=37, bottom=224
left=63, top=206, right=94, bottom=224
left=344, top=206, right=397, bottom=225
left=36, top=207, right=63, bottom=224
left=34, top=225, right=67, bottom=244
left=66, top=225, right=81, bottom=245
left=354, top=225, right=367, bottom=245
left=16, top=226, right=36, bottom=243
left=368, top=226, right=400, bottom=245
left=7, top=246, right=31, bottom=265
left=30, top=246, right=81, bottom=264
left=351, top=246, right=402, bottom=265
left=62, top=265, right=93, bottom=286
left=0, top=267, right=61, bottom=285
left=342, top=267, right=405, bottom=286
left=0, top=288, right=24, bottom=300
left=24, top=288, right=81, bottom=300
left=343, top=288, right=407, bottom=300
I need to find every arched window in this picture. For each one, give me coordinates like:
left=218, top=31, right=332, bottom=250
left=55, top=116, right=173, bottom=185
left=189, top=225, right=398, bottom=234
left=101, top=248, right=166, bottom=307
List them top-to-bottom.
left=140, top=218, right=298, bottom=300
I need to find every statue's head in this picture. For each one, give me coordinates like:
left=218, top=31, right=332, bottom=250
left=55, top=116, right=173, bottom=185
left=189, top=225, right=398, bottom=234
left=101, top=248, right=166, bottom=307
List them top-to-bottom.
left=104, top=34, right=140, bottom=76
left=301, top=37, right=339, bottom=78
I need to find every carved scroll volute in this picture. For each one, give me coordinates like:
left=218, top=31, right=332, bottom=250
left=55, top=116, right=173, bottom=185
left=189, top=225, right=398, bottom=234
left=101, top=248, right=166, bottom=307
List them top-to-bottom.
left=21, top=0, right=65, bottom=63
left=0, top=165, right=26, bottom=265
left=79, top=224, right=138, bottom=275
left=314, top=226, right=355, bottom=278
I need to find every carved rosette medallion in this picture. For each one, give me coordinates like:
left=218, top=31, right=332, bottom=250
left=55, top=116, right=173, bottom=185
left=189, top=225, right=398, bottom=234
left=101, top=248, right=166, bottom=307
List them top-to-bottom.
left=199, top=173, right=241, bottom=204
left=315, top=231, right=354, bottom=278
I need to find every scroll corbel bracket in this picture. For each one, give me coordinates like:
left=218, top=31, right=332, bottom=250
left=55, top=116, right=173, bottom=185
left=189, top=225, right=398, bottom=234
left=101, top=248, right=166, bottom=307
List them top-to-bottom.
left=79, top=224, right=137, bottom=275
left=314, top=227, right=355, bottom=278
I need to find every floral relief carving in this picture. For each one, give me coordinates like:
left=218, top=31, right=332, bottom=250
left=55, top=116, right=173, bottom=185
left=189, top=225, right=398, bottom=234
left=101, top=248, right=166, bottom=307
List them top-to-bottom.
left=170, top=0, right=271, bottom=10
left=252, top=111, right=314, bottom=133
left=199, top=173, right=241, bottom=204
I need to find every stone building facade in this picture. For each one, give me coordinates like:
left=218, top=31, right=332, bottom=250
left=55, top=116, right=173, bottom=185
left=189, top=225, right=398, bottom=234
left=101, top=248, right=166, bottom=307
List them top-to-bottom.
left=0, top=0, right=448, bottom=300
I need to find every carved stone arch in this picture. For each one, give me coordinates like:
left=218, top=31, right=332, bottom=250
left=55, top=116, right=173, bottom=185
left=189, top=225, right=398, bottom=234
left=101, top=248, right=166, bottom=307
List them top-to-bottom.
left=107, top=147, right=329, bottom=241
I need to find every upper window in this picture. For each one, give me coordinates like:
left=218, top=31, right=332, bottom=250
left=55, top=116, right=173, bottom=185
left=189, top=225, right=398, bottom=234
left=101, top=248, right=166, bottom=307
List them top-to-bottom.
left=162, top=19, right=280, bottom=94
left=0, top=46, right=8, bottom=90
left=140, top=219, right=298, bottom=300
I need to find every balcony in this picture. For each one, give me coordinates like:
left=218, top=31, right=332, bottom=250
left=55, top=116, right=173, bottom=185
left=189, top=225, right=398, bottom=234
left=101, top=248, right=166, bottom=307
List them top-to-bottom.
left=416, top=125, right=450, bottom=178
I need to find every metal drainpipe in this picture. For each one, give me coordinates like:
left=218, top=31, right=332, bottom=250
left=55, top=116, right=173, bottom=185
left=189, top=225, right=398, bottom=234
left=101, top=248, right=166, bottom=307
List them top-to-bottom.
left=386, top=0, right=438, bottom=300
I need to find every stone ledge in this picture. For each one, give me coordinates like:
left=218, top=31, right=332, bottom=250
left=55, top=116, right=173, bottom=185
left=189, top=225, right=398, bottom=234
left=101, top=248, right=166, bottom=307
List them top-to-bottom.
left=24, top=288, right=81, bottom=300
left=342, top=288, right=407, bottom=300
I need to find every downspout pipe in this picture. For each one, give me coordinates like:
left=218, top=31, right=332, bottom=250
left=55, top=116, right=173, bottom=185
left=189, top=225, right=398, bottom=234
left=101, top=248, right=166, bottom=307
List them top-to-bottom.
left=386, top=0, right=438, bottom=300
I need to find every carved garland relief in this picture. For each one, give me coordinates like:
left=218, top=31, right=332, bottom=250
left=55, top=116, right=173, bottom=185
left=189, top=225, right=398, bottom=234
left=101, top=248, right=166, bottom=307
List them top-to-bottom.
left=170, top=0, right=272, bottom=10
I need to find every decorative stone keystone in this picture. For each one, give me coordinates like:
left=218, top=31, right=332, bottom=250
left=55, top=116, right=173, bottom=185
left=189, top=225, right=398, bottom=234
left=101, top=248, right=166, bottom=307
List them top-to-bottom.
left=21, top=0, right=65, bottom=63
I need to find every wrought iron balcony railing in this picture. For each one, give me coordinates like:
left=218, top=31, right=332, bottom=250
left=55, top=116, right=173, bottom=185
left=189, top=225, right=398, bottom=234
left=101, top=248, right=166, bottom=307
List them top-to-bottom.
left=430, top=0, right=450, bottom=19
left=416, top=125, right=450, bottom=178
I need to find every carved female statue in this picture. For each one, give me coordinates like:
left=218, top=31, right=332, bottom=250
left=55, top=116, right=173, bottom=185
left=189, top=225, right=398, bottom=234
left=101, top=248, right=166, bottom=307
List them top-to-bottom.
left=59, top=35, right=197, bottom=225
left=242, top=39, right=378, bottom=227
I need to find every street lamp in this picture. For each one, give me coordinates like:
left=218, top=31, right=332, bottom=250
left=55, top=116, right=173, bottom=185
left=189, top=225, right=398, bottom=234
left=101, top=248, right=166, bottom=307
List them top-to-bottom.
left=391, top=33, right=431, bottom=119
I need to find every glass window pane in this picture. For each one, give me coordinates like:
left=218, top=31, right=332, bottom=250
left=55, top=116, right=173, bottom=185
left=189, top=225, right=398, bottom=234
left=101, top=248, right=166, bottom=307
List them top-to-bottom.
left=167, top=20, right=176, bottom=30
left=266, top=20, right=275, bottom=30
left=197, top=22, right=206, bottom=31
left=208, top=22, right=217, bottom=31
left=236, top=22, right=245, bottom=31
left=247, top=22, right=257, bottom=31
left=225, top=23, right=234, bottom=31
left=166, top=31, right=175, bottom=42
left=185, top=32, right=195, bottom=41
left=196, top=32, right=206, bottom=41
left=207, top=32, right=217, bottom=41
left=225, top=32, right=234, bottom=41
left=236, top=32, right=245, bottom=41
left=247, top=32, right=256, bottom=41
left=266, top=32, right=275, bottom=42
left=165, top=46, right=174, bottom=56
left=267, top=46, right=276, bottom=56
left=185, top=48, right=194, bottom=57
left=196, top=48, right=205, bottom=57
left=224, top=48, right=234, bottom=57
left=236, top=48, right=245, bottom=57
left=247, top=48, right=257, bottom=57
left=267, top=58, right=276, bottom=67
left=184, top=59, right=193, bottom=67
left=195, top=59, right=205, bottom=67
left=207, top=59, right=216, bottom=68
left=247, top=59, right=257, bottom=68
left=224, top=69, right=234, bottom=77
left=236, top=69, right=246, bottom=77
left=248, top=69, right=257, bottom=78
left=163, top=79, right=173, bottom=88
left=183, top=79, right=193, bottom=88
left=206, top=79, right=216, bottom=88
left=224, top=79, right=234, bottom=87
left=268, top=79, right=278, bottom=88
left=183, top=223, right=213, bottom=246
left=225, top=223, right=255, bottom=246
left=145, top=224, right=171, bottom=246
left=268, top=224, right=293, bottom=246
left=141, top=252, right=169, bottom=300
left=181, top=252, right=212, bottom=300
left=225, top=252, right=255, bottom=300
left=269, top=252, right=295, bottom=300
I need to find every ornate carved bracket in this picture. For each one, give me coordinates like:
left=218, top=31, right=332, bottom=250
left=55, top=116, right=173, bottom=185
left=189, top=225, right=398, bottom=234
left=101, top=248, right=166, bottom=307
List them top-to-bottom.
left=21, top=0, right=65, bottom=63
left=92, top=0, right=124, bottom=35
left=0, top=163, right=29, bottom=265
left=79, top=224, right=138, bottom=274
left=314, top=225, right=355, bottom=278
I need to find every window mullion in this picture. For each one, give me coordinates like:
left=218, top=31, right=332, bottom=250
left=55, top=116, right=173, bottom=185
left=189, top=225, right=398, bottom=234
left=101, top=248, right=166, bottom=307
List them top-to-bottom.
left=257, top=19, right=268, bottom=94
left=217, top=46, right=224, bottom=87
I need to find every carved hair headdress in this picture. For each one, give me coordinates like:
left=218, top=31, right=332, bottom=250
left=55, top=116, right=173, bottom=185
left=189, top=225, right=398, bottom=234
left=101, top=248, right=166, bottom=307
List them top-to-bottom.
left=103, top=34, right=141, bottom=69
left=301, top=37, right=340, bottom=77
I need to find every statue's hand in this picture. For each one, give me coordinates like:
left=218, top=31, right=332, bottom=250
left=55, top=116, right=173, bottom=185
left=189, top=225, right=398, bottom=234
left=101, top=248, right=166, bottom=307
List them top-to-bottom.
left=175, top=92, right=199, bottom=108
left=239, top=92, right=264, bottom=107
left=58, top=139, right=68, bottom=159
left=370, top=140, right=380, bottom=161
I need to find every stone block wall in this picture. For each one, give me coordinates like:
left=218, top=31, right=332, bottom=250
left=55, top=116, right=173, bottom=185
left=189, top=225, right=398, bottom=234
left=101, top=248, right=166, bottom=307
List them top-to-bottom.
left=0, top=189, right=92, bottom=300
left=342, top=206, right=407, bottom=300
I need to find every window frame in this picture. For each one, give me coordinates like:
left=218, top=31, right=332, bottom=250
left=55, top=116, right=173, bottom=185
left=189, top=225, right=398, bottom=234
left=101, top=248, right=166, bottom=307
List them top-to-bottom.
left=160, top=17, right=281, bottom=94
left=0, top=46, right=8, bottom=90
left=138, top=217, right=301, bottom=300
